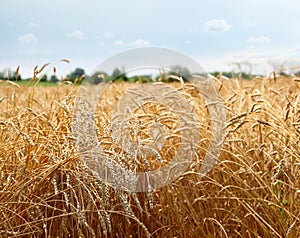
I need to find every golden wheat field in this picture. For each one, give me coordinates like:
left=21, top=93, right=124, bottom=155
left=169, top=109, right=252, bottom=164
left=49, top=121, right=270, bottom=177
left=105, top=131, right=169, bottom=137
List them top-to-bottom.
left=0, top=74, right=300, bottom=238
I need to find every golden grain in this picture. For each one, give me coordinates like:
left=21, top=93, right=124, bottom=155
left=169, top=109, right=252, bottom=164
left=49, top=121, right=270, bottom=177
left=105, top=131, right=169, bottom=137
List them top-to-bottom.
left=0, top=72, right=299, bottom=237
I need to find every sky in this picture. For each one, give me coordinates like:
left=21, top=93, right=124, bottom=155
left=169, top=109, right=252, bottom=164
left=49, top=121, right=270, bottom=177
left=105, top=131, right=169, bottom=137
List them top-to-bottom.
left=1, top=0, right=300, bottom=78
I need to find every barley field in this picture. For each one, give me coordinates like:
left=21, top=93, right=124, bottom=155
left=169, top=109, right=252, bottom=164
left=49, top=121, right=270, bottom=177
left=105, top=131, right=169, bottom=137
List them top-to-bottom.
left=0, top=73, right=299, bottom=237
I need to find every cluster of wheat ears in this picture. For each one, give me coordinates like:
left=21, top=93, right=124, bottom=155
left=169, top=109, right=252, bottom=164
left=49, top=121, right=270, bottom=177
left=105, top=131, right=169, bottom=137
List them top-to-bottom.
left=0, top=68, right=299, bottom=237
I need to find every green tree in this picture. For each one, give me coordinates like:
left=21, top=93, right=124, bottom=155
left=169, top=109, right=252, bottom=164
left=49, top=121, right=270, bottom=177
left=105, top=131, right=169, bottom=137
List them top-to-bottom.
left=169, top=65, right=191, bottom=82
left=67, top=68, right=85, bottom=83
left=111, top=68, right=127, bottom=82
left=112, top=68, right=122, bottom=79
left=1, top=69, right=22, bottom=81
left=89, top=71, right=109, bottom=84
left=39, top=74, right=47, bottom=82
left=50, top=75, right=59, bottom=83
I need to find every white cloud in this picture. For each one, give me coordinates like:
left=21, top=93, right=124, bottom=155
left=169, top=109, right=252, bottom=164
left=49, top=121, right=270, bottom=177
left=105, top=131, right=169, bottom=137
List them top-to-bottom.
left=203, top=19, right=231, bottom=33
left=27, top=21, right=39, bottom=28
left=67, top=30, right=85, bottom=40
left=103, top=32, right=115, bottom=38
left=18, top=33, right=38, bottom=44
left=247, top=36, right=271, bottom=44
left=130, top=39, right=150, bottom=47
left=114, top=40, right=125, bottom=46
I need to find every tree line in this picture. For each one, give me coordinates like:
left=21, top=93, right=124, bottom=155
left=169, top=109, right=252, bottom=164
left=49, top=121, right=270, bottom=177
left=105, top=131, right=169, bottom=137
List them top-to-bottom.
left=1, top=64, right=300, bottom=84
left=0, top=65, right=193, bottom=84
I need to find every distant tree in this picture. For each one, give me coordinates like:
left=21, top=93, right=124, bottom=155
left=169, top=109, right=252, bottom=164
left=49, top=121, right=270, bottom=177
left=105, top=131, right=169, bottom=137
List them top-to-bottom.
left=155, top=65, right=191, bottom=82
left=168, top=65, right=191, bottom=82
left=171, top=65, right=190, bottom=77
left=67, top=68, right=85, bottom=83
left=71, top=68, right=85, bottom=78
left=111, top=68, right=127, bottom=82
left=111, top=68, right=122, bottom=80
left=1, top=69, right=22, bottom=81
left=89, top=71, right=109, bottom=84
left=211, top=71, right=221, bottom=78
left=279, top=71, right=288, bottom=77
left=39, top=74, right=47, bottom=82
left=50, top=75, right=59, bottom=83
left=127, top=75, right=152, bottom=83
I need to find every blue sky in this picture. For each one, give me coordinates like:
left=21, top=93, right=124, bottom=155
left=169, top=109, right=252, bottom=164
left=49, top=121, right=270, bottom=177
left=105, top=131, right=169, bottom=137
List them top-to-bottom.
left=1, top=0, right=300, bottom=77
